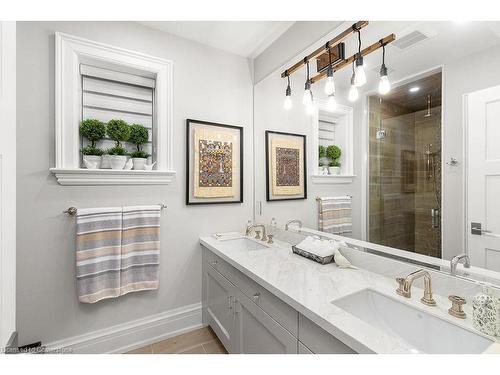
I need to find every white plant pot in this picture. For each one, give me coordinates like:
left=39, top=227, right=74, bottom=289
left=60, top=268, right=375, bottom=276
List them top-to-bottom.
left=100, top=154, right=111, bottom=169
left=82, top=155, right=102, bottom=169
left=109, top=155, right=127, bottom=170
left=132, top=157, right=147, bottom=170
left=318, top=166, right=328, bottom=175
left=329, top=166, right=341, bottom=175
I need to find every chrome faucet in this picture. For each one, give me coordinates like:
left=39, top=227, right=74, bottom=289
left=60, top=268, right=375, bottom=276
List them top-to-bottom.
left=285, top=219, right=302, bottom=231
left=250, top=224, right=267, bottom=242
left=450, top=254, right=470, bottom=275
left=396, top=269, right=436, bottom=306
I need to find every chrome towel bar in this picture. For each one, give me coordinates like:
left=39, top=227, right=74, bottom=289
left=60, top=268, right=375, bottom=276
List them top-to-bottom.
left=63, top=203, right=167, bottom=216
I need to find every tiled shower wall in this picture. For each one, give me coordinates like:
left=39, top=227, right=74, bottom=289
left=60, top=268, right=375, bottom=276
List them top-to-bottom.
left=368, top=97, right=441, bottom=257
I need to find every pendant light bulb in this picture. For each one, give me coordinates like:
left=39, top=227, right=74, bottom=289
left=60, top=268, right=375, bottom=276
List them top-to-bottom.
left=378, top=45, right=391, bottom=95
left=354, top=54, right=366, bottom=87
left=378, top=65, right=391, bottom=95
left=324, top=66, right=335, bottom=96
left=348, top=74, right=359, bottom=102
left=283, top=79, right=292, bottom=110
left=303, top=81, right=313, bottom=107
left=327, top=93, right=337, bottom=112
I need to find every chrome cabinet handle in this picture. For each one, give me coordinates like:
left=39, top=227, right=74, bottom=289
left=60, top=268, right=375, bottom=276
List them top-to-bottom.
left=211, top=260, right=218, bottom=266
left=252, top=292, right=261, bottom=303
left=227, top=296, right=232, bottom=310
left=233, top=298, right=239, bottom=315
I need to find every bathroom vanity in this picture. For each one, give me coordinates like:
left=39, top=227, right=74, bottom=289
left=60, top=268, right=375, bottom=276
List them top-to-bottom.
left=200, top=234, right=500, bottom=354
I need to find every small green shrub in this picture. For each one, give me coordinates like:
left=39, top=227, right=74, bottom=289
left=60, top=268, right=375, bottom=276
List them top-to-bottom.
left=80, top=119, right=106, bottom=148
left=106, top=119, right=131, bottom=147
left=128, top=124, right=149, bottom=153
left=319, top=145, right=326, bottom=159
left=326, top=145, right=341, bottom=161
left=81, top=146, right=104, bottom=156
left=106, top=146, right=127, bottom=156
left=130, top=150, right=150, bottom=159
left=328, top=160, right=340, bottom=167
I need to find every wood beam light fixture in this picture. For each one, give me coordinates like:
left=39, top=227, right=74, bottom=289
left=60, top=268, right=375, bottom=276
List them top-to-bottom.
left=281, top=21, right=396, bottom=111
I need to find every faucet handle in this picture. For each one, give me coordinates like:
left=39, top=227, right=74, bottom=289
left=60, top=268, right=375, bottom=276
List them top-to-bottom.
left=396, top=277, right=408, bottom=297
left=448, top=295, right=467, bottom=319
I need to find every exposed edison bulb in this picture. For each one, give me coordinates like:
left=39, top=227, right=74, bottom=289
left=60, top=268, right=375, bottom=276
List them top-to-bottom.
left=354, top=55, right=366, bottom=87
left=378, top=65, right=391, bottom=95
left=324, top=67, right=335, bottom=96
left=348, top=75, right=359, bottom=102
left=378, top=75, right=391, bottom=95
left=302, top=88, right=313, bottom=107
left=326, top=94, right=337, bottom=112
left=283, top=95, right=293, bottom=110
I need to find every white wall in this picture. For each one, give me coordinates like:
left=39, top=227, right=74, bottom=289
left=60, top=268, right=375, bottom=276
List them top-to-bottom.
left=16, top=21, right=253, bottom=346
left=253, top=70, right=363, bottom=238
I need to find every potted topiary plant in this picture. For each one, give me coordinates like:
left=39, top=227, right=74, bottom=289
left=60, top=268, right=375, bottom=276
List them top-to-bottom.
left=80, top=119, right=105, bottom=169
left=105, top=119, right=131, bottom=170
left=128, top=124, right=150, bottom=170
left=318, top=145, right=327, bottom=174
left=326, top=145, right=341, bottom=175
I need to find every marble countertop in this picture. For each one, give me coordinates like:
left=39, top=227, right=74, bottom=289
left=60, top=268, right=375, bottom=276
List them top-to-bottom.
left=200, top=235, right=500, bottom=354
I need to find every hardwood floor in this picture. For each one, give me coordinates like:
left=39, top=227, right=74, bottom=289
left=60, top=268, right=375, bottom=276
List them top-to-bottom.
left=126, top=327, right=227, bottom=354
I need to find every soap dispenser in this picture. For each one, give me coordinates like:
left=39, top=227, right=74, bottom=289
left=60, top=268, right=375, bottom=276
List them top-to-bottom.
left=472, top=282, right=500, bottom=337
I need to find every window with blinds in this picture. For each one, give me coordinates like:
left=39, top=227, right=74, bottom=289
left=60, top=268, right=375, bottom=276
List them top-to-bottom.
left=80, top=64, right=156, bottom=158
left=318, top=114, right=337, bottom=147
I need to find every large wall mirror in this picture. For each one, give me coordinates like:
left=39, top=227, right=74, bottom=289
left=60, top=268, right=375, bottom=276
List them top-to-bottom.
left=253, top=21, right=500, bottom=282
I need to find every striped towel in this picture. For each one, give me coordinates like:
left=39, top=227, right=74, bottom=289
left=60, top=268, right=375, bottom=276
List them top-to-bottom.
left=318, top=196, right=352, bottom=237
left=120, top=205, right=161, bottom=296
left=76, top=207, right=123, bottom=303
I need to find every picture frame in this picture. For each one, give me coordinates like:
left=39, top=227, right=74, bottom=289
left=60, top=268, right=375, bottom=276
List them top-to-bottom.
left=186, top=119, right=243, bottom=205
left=265, top=130, right=307, bottom=202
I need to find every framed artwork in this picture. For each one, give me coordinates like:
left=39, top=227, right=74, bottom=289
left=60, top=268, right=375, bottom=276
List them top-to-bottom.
left=186, top=119, right=243, bottom=205
left=265, top=130, right=307, bottom=201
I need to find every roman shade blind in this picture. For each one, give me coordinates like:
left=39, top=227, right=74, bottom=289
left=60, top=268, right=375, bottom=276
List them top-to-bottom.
left=80, top=64, right=155, bottom=156
left=318, top=117, right=336, bottom=146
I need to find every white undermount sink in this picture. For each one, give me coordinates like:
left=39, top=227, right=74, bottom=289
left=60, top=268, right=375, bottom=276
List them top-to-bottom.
left=218, top=237, right=269, bottom=251
left=331, top=289, right=495, bottom=353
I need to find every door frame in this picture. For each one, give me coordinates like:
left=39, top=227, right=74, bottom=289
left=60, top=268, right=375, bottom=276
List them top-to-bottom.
left=0, top=21, right=16, bottom=348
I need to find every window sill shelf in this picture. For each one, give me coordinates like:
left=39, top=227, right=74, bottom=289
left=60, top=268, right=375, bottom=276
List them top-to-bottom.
left=50, top=168, right=176, bottom=186
left=311, top=174, right=356, bottom=184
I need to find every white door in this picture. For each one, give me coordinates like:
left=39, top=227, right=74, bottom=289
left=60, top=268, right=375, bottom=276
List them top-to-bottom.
left=0, top=21, right=16, bottom=349
left=467, top=85, right=500, bottom=270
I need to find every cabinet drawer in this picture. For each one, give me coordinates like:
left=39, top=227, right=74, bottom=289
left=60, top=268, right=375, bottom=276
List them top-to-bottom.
left=203, top=246, right=298, bottom=337
left=203, top=247, right=234, bottom=282
left=228, top=262, right=298, bottom=337
left=298, top=314, right=356, bottom=354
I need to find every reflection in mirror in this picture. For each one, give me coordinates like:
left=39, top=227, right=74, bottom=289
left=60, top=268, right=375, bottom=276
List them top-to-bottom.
left=253, top=21, right=500, bottom=278
left=368, top=71, right=442, bottom=258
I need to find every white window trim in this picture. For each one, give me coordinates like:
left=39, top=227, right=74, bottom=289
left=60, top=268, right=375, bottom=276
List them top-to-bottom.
left=50, top=32, right=175, bottom=185
left=310, top=99, right=355, bottom=184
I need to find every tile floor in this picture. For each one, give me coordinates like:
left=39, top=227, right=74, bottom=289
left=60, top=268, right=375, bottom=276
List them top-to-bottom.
left=126, top=326, right=227, bottom=354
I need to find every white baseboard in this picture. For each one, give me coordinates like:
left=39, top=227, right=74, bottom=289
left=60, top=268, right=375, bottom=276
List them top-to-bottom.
left=45, top=302, right=203, bottom=354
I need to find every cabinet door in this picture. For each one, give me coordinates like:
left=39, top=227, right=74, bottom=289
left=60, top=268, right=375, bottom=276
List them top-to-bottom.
left=205, top=265, right=236, bottom=353
left=233, top=289, right=297, bottom=354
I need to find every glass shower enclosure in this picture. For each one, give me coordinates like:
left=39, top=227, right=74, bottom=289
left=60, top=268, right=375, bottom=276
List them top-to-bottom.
left=368, top=72, right=442, bottom=258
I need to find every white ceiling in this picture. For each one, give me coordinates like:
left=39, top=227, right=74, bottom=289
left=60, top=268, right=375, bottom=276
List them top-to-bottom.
left=139, top=21, right=295, bottom=58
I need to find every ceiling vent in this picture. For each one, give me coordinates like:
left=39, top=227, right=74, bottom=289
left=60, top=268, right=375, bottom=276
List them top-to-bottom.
left=392, top=30, right=430, bottom=50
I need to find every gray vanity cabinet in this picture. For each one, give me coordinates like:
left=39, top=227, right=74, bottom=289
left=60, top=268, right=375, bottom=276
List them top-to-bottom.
left=202, top=245, right=358, bottom=354
left=204, top=265, right=238, bottom=353
left=232, top=288, right=297, bottom=354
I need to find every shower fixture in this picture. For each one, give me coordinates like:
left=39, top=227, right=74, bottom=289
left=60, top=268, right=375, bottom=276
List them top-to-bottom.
left=424, top=94, right=432, bottom=117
